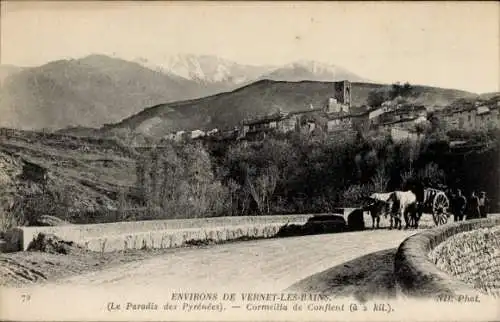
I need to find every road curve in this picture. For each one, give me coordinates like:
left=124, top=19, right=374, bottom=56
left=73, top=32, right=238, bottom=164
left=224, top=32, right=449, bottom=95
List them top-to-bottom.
left=48, top=230, right=418, bottom=292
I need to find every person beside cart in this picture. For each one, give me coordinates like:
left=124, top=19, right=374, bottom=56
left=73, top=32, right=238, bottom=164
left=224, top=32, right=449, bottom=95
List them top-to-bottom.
left=452, top=189, right=467, bottom=222
left=466, top=191, right=481, bottom=220
left=478, top=191, right=488, bottom=218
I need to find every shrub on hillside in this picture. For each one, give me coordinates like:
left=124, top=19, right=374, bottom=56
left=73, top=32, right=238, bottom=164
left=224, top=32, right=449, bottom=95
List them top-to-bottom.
left=135, top=141, right=232, bottom=219
left=341, top=184, right=374, bottom=207
left=0, top=209, right=21, bottom=232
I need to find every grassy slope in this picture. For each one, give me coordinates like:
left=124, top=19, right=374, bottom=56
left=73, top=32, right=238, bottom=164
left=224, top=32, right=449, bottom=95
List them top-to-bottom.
left=102, top=80, right=477, bottom=137
left=0, top=129, right=138, bottom=215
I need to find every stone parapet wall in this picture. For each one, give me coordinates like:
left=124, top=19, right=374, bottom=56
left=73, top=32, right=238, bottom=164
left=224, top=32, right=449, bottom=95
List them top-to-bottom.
left=10, top=214, right=314, bottom=252
left=394, top=216, right=500, bottom=298
left=82, top=223, right=285, bottom=253
left=429, top=226, right=500, bottom=297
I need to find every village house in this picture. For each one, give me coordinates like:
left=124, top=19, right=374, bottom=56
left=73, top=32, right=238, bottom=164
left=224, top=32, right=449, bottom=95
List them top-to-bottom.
left=239, top=80, right=354, bottom=138
left=366, top=101, right=397, bottom=127
left=439, top=103, right=500, bottom=131
left=378, top=104, right=427, bottom=124
left=367, top=106, right=388, bottom=122
left=242, top=112, right=287, bottom=136
left=326, top=113, right=354, bottom=132
left=378, top=116, right=427, bottom=133
left=388, top=127, right=421, bottom=143
left=206, top=128, right=219, bottom=136
left=190, top=129, right=206, bottom=139
left=169, top=130, right=186, bottom=141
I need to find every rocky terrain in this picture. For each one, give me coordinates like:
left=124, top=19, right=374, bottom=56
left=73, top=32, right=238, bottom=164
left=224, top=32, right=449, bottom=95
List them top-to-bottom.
left=0, top=128, right=138, bottom=228
left=0, top=244, right=176, bottom=287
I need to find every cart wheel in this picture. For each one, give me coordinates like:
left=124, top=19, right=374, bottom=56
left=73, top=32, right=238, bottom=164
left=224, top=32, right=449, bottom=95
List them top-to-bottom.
left=432, top=192, right=450, bottom=226
left=432, top=212, right=449, bottom=226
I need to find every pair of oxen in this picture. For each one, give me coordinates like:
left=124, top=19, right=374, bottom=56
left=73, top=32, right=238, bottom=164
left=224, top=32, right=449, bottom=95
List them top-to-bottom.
left=363, top=191, right=422, bottom=229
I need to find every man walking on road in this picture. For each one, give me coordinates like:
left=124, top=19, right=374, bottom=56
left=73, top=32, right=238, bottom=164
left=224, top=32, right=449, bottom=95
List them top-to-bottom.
left=453, top=189, right=467, bottom=222
left=466, top=191, right=481, bottom=220
left=478, top=191, right=488, bottom=218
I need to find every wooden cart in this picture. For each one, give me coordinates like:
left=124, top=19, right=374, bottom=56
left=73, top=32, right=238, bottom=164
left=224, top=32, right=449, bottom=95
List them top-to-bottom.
left=420, top=188, right=451, bottom=226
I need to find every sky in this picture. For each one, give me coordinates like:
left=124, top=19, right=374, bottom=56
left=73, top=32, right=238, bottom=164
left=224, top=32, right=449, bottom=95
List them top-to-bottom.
left=1, top=1, right=499, bottom=93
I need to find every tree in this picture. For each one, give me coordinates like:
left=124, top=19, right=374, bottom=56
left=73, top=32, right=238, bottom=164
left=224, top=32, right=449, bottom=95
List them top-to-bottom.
left=390, top=81, right=413, bottom=99
left=401, top=82, right=413, bottom=97
left=367, top=89, right=388, bottom=107
left=427, top=111, right=445, bottom=133
left=414, top=121, right=431, bottom=137
left=417, top=162, right=446, bottom=188
left=244, top=165, right=279, bottom=215
left=371, top=166, right=390, bottom=192
left=400, top=168, right=416, bottom=189
left=225, top=179, right=241, bottom=216
left=116, top=187, right=131, bottom=221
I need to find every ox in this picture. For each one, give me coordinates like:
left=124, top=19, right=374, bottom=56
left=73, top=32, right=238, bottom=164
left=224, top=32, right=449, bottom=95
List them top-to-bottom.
left=387, top=190, right=419, bottom=229
left=364, top=193, right=393, bottom=229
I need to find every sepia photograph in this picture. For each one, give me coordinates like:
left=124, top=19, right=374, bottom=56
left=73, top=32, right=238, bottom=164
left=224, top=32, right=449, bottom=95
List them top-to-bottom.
left=0, top=1, right=499, bottom=321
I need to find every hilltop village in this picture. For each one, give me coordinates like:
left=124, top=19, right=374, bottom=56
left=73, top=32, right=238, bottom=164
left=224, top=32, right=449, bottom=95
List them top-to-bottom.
left=163, top=80, right=500, bottom=143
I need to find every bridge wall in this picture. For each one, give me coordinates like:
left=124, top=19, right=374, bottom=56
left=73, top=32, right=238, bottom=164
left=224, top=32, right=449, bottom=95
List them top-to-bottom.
left=10, top=214, right=314, bottom=252
left=394, top=216, right=500, bottom=298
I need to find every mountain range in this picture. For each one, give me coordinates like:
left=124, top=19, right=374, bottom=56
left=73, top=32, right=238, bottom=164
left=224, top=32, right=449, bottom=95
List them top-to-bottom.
left=0, top=54, right=480, bottom=132
left=134, top=54, right=273, bottom=87
left=135, top=54, right=370, bottom=86
left=0, top=55, right=219, bottom=130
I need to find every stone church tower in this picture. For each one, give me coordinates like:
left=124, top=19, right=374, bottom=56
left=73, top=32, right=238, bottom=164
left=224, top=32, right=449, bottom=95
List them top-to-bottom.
left=325, top=81, right=351, bottom=113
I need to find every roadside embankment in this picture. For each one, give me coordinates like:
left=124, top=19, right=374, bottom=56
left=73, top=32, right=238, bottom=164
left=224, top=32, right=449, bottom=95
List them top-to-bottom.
left=8, top=215, right=313, bottom=252
left=394, top=216, right=500, bottom=298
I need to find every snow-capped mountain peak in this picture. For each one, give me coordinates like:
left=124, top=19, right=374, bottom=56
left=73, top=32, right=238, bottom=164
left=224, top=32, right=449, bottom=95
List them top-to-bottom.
left=133, top=54, right=370, bottom=85
left=134, top=54, right=271, bottom=85
left=262, top=59, right=369, bottom=82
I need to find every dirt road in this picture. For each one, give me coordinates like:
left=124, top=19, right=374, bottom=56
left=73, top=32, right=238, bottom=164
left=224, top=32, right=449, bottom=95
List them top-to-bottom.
left=46, top=229, right=417, bottom=292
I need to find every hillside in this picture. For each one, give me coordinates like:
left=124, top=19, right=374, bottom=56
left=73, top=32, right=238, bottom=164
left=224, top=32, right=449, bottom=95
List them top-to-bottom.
left=0, top=55, right=214, bottom=130
left=0, top=65, right=24, bottom=85
left=101, top=80, right=477, bottom=137
left=479, top=92, right=500, bottom=100
left=0, top=128, right=139, bottom=225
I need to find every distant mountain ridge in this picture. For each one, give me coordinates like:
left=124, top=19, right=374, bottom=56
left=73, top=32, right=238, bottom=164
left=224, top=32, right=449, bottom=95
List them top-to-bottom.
left=133, top=54, right=371, bottom=88
left=135, top=54, right=274, bottom=86
left=0, top=55, right=214, bottom=130
left=259, top=60, right=370, bottom=83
